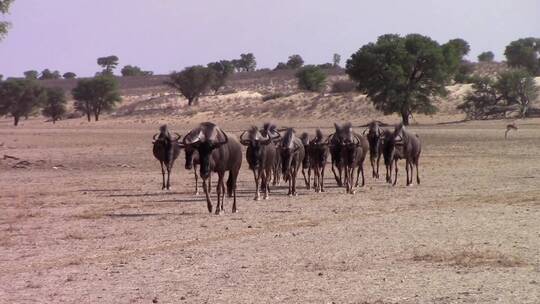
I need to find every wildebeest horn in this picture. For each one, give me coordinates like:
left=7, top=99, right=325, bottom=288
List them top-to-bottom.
left=362, top=128, right=368, bottom=135
left=214, top=129, right=228, bottom=147
left=182, top=130, right=201, bottom=146
left=270, top=130, right=281, bottom=140
left=239, top=131, right=251, bottom=146
left=174, top=132, right=182, bottom=141
left=152, top=133, right=159, bottom=140
left=353, top=135, right=361, bottom=146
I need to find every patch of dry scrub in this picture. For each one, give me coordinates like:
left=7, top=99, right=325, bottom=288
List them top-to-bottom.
left=412, top=246, right=526, bottom=268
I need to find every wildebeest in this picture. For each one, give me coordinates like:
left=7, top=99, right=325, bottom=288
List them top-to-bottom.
left=363, top=120, right=385, bottom=179
left=183, top=122, right=242, bottom=214
left=505, top=122, right=518, bottom=139
left=261, top=123, right=282, bottom=186
left=329, top=123, right=345, bottom=187
left=337, top=123, right=369, bottom=193
left=392, top=123, right=422, bottom=186
left=152, top=125, right=182, bottom=190
left=240, top=126, right=278, bottom=200
left=278, top=128, right=305, bottom=196
left=308, top=129, right=329, bottom=192
left=379, top=129, right=405, bottom=185
left=300, top=132, right=312, bottom=189
left=184, top=146, right=211, bottom=195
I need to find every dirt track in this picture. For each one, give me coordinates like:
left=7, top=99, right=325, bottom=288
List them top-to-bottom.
left=1, top=117, right=539, bottom=303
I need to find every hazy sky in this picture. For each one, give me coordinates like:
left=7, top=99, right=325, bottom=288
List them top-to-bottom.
left=1, top=0, right=539, bottom=77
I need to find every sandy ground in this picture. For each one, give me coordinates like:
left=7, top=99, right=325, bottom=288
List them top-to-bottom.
left=1, top=115, right=539, bottom=304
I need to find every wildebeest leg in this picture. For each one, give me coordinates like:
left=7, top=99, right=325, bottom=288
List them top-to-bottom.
left=376, top=154, right=381, bottom=179
left=371, top=155, right=376, bottom=178
left=393, top=159, right=398, bottom=186
left=405, top=159, right=411, bottom=186
left=415, top=159, right=420, bottom=185
left=160, top=161, right=166, bottom=190
left=331, top=162, right=342, bottom=187
left=360, top=162, right=365, bottom=187
left=166, top=165, right=171, bottom=190
left=320, top=165, right=326, bottom=192
left=292, top=167, right=298, bottom=196
left=263, top=168, right=270, bottom=199
left=302, top=168, right=309, bottom=189
left=193, top=169, right=199, bottom=195
left=231, top=170, right=239, bottom=213
left=253, top=170, right=260, bottom=201
left=287, top=171, right=293, bottom=196
left=215, top=173, right=224, bottom=215
left=203, top=179, right=212, bottom=213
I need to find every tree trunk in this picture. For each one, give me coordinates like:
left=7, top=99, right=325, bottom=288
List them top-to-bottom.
left=188, top=98, right=193, bottom=106
left=401, top=110, right=410, bottom=126
left=86, top=111, right=91, bottom=122
left=95, top=112, right=99, bottom=121
left=13, top=116, right=20, bottom=126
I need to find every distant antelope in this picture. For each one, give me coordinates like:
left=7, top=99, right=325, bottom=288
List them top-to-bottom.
left=505, top=122, right=518, bottom=139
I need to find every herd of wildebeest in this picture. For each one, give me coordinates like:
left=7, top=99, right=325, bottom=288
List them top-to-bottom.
left=152, top=121, right=422, bottom=214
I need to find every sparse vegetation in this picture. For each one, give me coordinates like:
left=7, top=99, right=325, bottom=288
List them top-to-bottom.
left=346, top=33, right=451, bottom=125
left=333, top=53, right=341, bottom=67
left=296, top=65, right=326, bottom=92
left=165, top=66, right=213, bottom=106
left=39, top=69, right=61, bottom=80
left=23, top=70, right=38, bottom=80
left=72, top=76, right=122, bottom=121
left=42, top=87, right=67, bottom=124
left=262, top=92, right=286, bottom=101
left=412, top=247, right=526, bottom=268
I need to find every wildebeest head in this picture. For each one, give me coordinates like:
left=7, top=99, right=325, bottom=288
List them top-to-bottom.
left=364, top=120, right=382, bottom=137
left=183, top=122, right=228, bottom=179
left=261, top=123, right=281, bottom=144
left=392, top=123, right=408, bottom=145
left=152, top=124, right=181, bottom=144
left=339, top=124, right=362, bottom=166
left=240, top=126, right=273, bottom=170
left=279, top=128, right=300, bottom=175
left=309, top=129, right=329, bottom=163
left=379, top=129, right=396, bottom=165
left=184, top=145, right=196, bottom=170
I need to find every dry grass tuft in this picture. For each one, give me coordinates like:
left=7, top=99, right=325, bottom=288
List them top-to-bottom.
left=73, top=209, right=107, bottom=220
left=63, top=231, right=86, bottom=240
left=412, top=247, right=526, bottom=268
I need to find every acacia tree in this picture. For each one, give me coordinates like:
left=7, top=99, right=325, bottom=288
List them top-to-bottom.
left=0, top=0, right=14, bottom=40
left=346, top=34, right=451, bottom=125
left=504, top=38, right=540, bottom=75
left=478, top=51, right=494, bottom=62
left=238, top=53, right=256, bottom=72
left=286, top=54, right=304, bottom=69
left=97, top=55, right=119, bottom=75
left=207, top=60, right=234, bottom=94
left=121, top=65, right=153, bottom=76
left=165, top=66, right=213, bottom=106
left=39, top=69, right=61, bottom=80
left=495, top=69, right=539, bottom=117
left=24, top=70, right=38, bottom=80
left=63, top=72, right=77, bottom=79
left=72, top=76, right=121, bottom=122
left=0, top=79, right=44, bottom=126
left=42, top=87, right=66, bottom=123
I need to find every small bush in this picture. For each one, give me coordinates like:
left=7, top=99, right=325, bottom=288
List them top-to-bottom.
left=296, top=65, right=327, bottom=92
left=331, top=80, right=356, bottom=93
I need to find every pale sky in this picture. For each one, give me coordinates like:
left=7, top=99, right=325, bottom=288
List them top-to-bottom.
left=0, top=0, right=539, bottom=78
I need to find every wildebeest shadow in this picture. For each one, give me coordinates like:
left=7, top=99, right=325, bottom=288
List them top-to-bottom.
left=79, top=188, right=138, bottom=192
left=106, top=211, right=197, bottom=218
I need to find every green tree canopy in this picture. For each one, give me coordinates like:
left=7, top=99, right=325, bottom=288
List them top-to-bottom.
left=0, top=0, right=14, bottom=40
left=346, top=33, right=451, bottom=125
left=504, top=37, right=540, bottom=75
left=442, top=38, right=471, bottom=81
left=477, top=51, right=495, bottom=62
left=238, top=53, right=257, bottom=72
left=286, top=54, right=304, bottom=69
left=97, top=55, right=119, bottom=75
left=207, top=60, right=234, bottom=94
left=274, top=62, right=288, bottom=71
left=120, top=65, right=153, bottom=77
left=296, top=65, right=327, bottom=92
left=165, top=66, right=213, bottom=106
left=39, top=69, right=61, bottom=80
left=494, top=69, right=539, bottom=117
left=24, top=70, right=38, bottom=80
left=63, top=72, right=77, bottom=79
left=72, top=76, right=121, bottom=122
left=0, top=79, right=45, bottom=126
left=42, top=87, right=67, bottom=124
